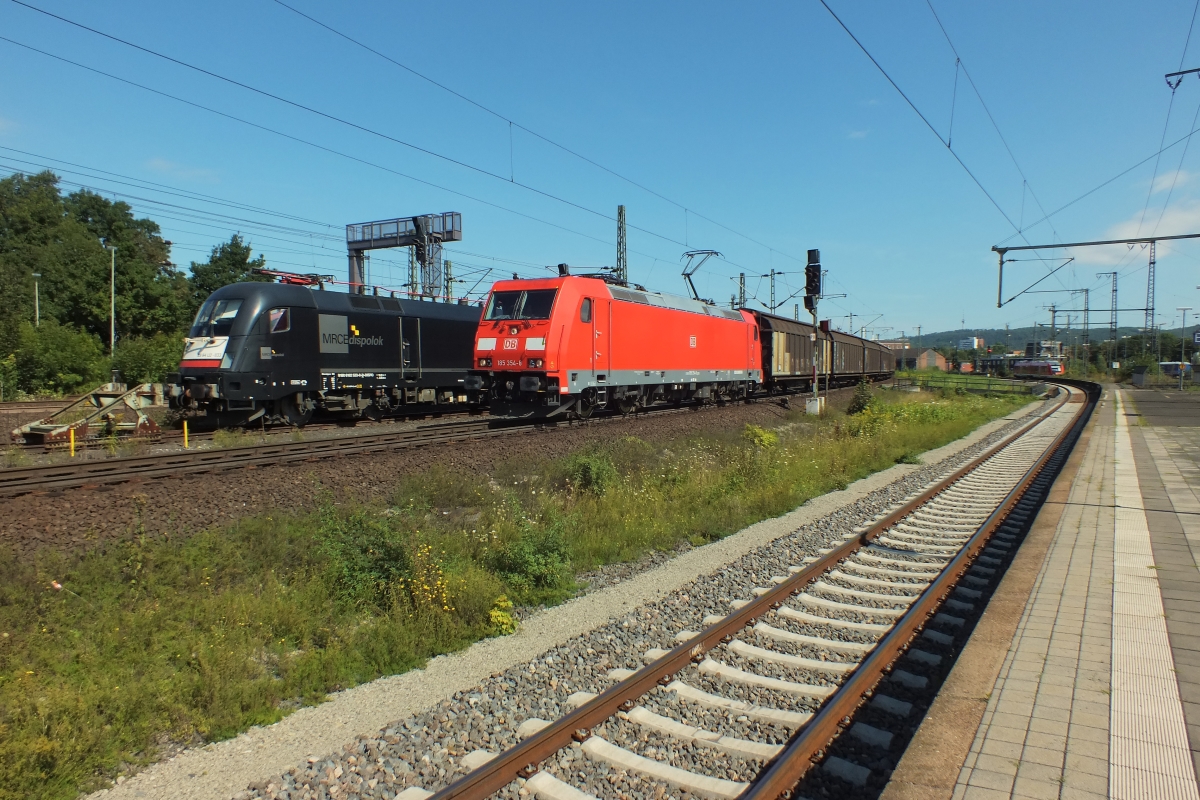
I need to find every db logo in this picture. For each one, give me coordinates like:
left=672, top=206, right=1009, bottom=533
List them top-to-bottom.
left=503, top=338, right=519, bottom=350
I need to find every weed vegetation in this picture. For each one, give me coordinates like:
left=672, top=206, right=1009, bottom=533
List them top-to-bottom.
left=0, top=388, right=1027, bottom=799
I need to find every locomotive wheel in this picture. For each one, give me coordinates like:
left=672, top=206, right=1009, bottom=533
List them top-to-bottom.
left=280, top=392, right=313, bottom=427
left=617, top=397, right=638, bottom=416
left=575, top=399, right=595, bottom=419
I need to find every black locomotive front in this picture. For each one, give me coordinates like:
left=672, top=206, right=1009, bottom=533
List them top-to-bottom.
left=168, top=282, right=482, bottom=426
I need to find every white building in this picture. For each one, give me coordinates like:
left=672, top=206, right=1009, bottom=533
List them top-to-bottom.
left=958, top=337, right=985, bottom=350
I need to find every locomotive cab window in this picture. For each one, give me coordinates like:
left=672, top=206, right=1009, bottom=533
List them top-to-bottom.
left=484, top=289, right=558, bottom=321
left=190, top=298, right=242, bottom=337
left=580, top=298, right=592, bottom=323
left=268, top=307, right=290, bottom=333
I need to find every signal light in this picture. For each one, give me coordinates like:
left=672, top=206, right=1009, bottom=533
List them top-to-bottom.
left=804, top=248, right=822, bottom=298
left=478, top=357, right=492, bottom=367
left=528, top=358, right=543, bottom=368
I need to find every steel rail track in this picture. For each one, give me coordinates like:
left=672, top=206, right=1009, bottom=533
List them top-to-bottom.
left=415, top=383, right=1093, bottom=800
left=0, top=400, right=744, bottom=497
left=17, top=408, right=485, bottom=451
left=0, top=418, right=500, bottom=497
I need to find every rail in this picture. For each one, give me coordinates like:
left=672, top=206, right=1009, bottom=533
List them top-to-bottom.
left=419, top=381, right=1093, bottom=800
left=0, top=400, right=747, bottom=497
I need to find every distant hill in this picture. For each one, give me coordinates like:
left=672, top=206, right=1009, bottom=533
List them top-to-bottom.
left=892, top=325, right=1197, bottom=352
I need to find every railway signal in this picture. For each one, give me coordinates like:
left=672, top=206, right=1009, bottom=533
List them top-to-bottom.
left=804, top=250, right=823, bottom=413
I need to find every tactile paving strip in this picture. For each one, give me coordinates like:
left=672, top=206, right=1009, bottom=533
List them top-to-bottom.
left=1111, top=392, right=1199, bottom=799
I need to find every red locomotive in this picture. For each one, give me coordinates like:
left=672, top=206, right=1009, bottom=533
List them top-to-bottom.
left=464, top=272, right=761, bottom=418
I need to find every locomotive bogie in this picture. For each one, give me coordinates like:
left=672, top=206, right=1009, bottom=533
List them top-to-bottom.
left=170, top=282, right=481, bottom=426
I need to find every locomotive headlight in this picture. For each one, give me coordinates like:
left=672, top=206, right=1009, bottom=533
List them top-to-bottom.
left=478, top=357, right=492, bottom=367
left=528, top=358, right=543, bottom=368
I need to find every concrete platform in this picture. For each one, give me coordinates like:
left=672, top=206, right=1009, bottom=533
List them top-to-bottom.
left=884, top=387, right=1200, bottom=800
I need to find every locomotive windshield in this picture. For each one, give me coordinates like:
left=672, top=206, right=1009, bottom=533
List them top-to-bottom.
left=484, top=289, right=557, bottom=321
left=189, top=298, right=243, bottom=337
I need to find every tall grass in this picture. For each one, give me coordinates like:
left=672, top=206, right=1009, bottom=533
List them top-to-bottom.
left=0, top=389, right=1026, bottom=800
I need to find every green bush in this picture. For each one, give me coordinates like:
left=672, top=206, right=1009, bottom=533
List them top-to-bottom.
left=13, top=320, right=108, bottom=394
left=113, top=332, right=185, bottom=384
left=0, top=353, right=17, bottom=401
left=847, top=379, right=875, bottom=414
left=742, top=423, right=778, bottom=448
left=565, top=451, right=618, bottom=495
left=314, top=505, right=412, bottom=609
left=485, top=517, right=572, bottom=597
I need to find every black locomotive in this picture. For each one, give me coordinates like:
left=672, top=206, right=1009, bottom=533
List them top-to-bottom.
left=168, top=281, right=482, bottom=426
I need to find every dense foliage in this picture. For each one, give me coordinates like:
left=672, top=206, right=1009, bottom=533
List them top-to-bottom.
left=0, top=171, right=269, bottom=396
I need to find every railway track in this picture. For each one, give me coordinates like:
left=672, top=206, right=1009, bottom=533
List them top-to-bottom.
left=265, top=383, right=1090, bottom=800
left=0, top=400, right=753, bottom=497
left=0, top=417, right=502, bottom=497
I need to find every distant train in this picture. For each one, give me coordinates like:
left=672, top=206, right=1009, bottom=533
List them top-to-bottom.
left=465, top=273, right=893, bottom=419
left=167, top=281, right=481, bottom=426
left=1011, top=360, right=1063, bottom=377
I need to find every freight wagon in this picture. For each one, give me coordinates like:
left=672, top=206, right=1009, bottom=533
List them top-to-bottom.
left=755, top=312, right=893, bottom=392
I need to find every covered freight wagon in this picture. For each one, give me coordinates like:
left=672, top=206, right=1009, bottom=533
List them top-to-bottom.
left=754, top=311, right=893, bottom=392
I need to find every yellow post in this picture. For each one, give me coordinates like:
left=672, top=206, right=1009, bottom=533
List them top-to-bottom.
left=183, top=420, right=189, bottom=449
left=69, top=426, right=75, bottom=457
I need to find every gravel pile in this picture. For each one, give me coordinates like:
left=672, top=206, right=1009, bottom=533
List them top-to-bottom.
left=236, top=402, right=1053, bottom=800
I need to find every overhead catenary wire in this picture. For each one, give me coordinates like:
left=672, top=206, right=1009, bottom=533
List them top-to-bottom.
left=7, top=0, right=769, bottom=268
left=267, top=0, right=816, bottom=267
left=817, top=0, right=1021, bottom=234
left=818, top=0, right=1072, bottom=304
left=924, top=0, right=1060, bottom=241
left=1137, top=0, right=1200, bottom=235
left=0, top=7, right=889, bottom=317
left=0, top=35, right=795, bottom=293
left=0, top=36, right=648, bottom=256
left=994, top=116, right=1200, bottom=248
left=0, top=145, right=342, bottom=231
left=0, top=149, right=601, bottom=276
left=0, top=164, right=556, bottom=291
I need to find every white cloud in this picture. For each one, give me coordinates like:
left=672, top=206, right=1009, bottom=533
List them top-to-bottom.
left=0, top=116, right=15, bottom=133
left=847, top=129, right=868, bottom=140
left=145, top=157, right=218, bottom=183
left=1152, top=169, right=1192, bottom=194
left=1107, top=199, right=1200, bottom=240
left=1050, top=200, right=1200, bottom=265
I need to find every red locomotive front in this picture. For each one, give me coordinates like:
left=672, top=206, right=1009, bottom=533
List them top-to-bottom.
left=465, top=273, right=762, bottom=419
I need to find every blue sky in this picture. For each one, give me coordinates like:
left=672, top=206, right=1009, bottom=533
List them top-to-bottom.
left=2, top=0, right=1199, bottom=337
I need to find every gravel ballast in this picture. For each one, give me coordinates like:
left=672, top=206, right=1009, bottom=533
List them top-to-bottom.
left=88, top=401, right=1044, bottom=800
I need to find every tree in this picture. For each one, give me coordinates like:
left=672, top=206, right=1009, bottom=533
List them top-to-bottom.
left=0, top=172, right=193, bottom=349
left=64, top=188, right=193, bottom=338
left=189, top=234, right=268, bottom=305
left=14, top=320, right=108, bottom=394
left=847, top=378, right=875, bottom=414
